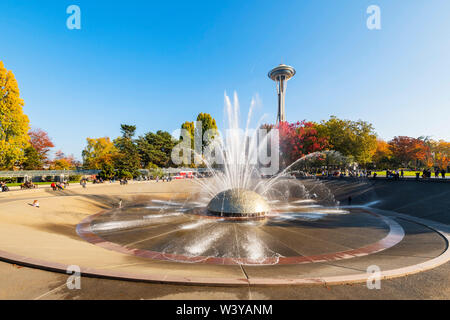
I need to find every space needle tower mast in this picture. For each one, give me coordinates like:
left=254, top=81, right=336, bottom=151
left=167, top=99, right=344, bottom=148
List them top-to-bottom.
left=268, top=64, right=296, bottom=123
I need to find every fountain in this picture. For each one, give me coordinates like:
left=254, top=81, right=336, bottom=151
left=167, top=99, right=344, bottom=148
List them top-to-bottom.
left=77, top=93, right=402, bottom=267
left=81, top=94, right=398, bottom=265
left=207, top=188, right=270, bottom=218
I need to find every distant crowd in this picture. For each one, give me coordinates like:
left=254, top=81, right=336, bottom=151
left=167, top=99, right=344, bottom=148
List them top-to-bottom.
left=314, top=168, right=447, bottom=180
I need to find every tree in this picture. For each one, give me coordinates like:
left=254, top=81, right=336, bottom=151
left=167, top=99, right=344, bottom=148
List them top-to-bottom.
left=0, top=61, right=30, bottom=169
left=196, top=113, right=218, bottom=152
left=178, top=114, right=219, bottom=167
left=317, top=116, right=377, bottom=167
left=180, top=121, right=195, bottom=166
left=181, top=121, right=195, bottom=147
left=263, top=121, right=329, bottom=168
left=279, top=121, right=329, bottom=167
left=114, top=124, right=141, bottom=178
left=120, top=124, right=137, bottom=139
left=21, top=128, right=55, bottom=169
left=28, top=128, right=54, bottom=162
left=136, top=130, right=177, bottom=168
left=388, top=136, right=429, bottom=168
left=82, top=137, right=118, bottom=170
left=372, top=139, right=393, bottom=169
left=430, top=140, right=450, bottom=170
left=22, top=146, right=42, bottom=170
left=50, top=150, right=76, bottom=170
left=147, top=162, right=164, bottom=178
left=98, top=163, right=116, bottom=180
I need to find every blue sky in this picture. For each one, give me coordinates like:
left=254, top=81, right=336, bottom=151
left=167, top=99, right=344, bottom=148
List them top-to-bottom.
left=1, top=0, right=449, bottom=159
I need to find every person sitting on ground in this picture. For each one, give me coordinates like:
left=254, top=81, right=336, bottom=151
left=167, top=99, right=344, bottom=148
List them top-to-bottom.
left=1, top=182, right=9, bottom=192
left=50, top=182, right=57, bottom=191
left=56, top=182, right=64, bottom=190
left=32, top=200, right=40, bottom=208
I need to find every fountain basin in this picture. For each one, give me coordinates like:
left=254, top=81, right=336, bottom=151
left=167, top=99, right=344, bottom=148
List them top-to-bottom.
left=207, top=188, right=270, bottom=217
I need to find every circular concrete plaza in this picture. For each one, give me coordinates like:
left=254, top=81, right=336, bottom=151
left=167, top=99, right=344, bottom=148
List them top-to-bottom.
left=0, top=180, right=449, bottom=299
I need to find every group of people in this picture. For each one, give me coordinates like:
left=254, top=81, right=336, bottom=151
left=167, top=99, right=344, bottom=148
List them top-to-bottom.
left=319, top=168, right=447, bottom=180
left=418, top=168, right=446, bottom=179
left=321, top=169, right=372, bottom=178
left=386, top=169, right=402, bottom=180
left=155, top=176, right=172, bottom=182
left=20, top=181, right=37, bottom=189
left=50, top=181, right=68, bottom=191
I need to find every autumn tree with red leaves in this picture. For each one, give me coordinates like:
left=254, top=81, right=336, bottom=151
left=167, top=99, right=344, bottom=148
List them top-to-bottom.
left=263, top=121, right=329, bottom=168
left=22, top=128, right=54, bottom=169
left=28, top=128, right=54, bottom=161
left=388, top=136, right=430, bottom=168
left=49, top=150, right=78, bottom=170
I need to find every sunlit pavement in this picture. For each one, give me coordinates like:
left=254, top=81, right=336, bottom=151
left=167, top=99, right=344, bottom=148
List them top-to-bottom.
left=0, top=180, right=449, bottom=299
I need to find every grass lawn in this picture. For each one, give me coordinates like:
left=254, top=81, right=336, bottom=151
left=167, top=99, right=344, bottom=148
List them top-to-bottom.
left=374, top=171, right=422, bottom=177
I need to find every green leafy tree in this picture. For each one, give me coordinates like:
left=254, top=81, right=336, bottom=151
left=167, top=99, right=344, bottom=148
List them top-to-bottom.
left=196, top=113, right=218, bottom=152
left=317, top=116, right=377, bottom=167
left=180, top=121, right=195, bottom=167
left=181, top=121, right=195, bottom=148
left=114, top=124, right=141, bottom=178
left=137, top=130, right=177, bottom=168
left=22, top=146, right=42, bottom=170
left=98, top=163, right=116, bottom=179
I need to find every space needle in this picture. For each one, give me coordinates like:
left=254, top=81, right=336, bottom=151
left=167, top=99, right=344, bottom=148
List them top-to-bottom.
left=268, top=64, right=296, bottom=123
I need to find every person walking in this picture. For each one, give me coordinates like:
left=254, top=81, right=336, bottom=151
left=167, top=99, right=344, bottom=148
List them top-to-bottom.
left=401, top=169, right=404, bottom=178
left=348, top=196, right=352, bottom=206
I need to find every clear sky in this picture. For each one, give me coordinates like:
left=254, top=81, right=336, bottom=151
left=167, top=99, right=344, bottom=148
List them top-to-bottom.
left=1, top=0, right=449, bottom=159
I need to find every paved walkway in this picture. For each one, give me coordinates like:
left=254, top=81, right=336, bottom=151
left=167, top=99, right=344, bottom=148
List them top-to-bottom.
left=0, top=181, right=449, bottom=299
